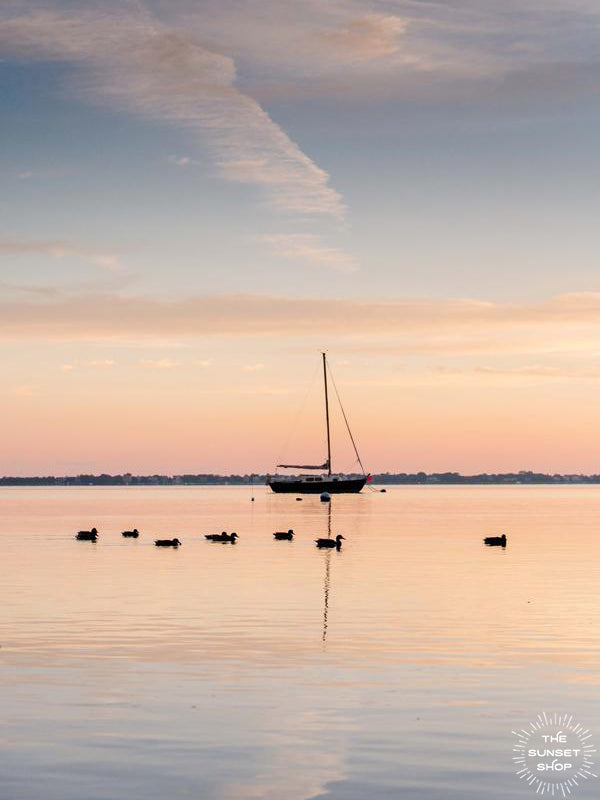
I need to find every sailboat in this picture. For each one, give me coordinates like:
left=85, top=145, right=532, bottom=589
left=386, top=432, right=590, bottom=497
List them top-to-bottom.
left=266, top=353, right=369, bottom=494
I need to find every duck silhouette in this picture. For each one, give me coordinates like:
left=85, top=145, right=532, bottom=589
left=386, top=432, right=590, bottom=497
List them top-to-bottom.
left=76, top=527, right=98, bottom=541
left=122, top=528, right=139, bottom=538
left=273, top=529, right=294, bottom=540
left=205, top=531, right=228, bottom=541
left=205, top=532, right=238, bottom=542
left=315, top=534, right=345, bottom=550
left=484, top=534, right=507, bottom=548
left=154, top=538, right=181, bottom=547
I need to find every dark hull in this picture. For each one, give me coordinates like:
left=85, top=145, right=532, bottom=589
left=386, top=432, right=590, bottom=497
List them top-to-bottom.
left=267, top=477, right=367, bottom=494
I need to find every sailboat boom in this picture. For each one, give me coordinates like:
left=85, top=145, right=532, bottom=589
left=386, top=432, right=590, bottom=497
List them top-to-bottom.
left=277, top=462, right=329, bottom=470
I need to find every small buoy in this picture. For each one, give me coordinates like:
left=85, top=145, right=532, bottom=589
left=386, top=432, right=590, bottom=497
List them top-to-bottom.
left=380, top=489, right=386, bottom=493
left=320, top=492, right=331, bottom=502
left=251, top=497, right=255, bottom=502
left=296, top=497, right=303, bottom=501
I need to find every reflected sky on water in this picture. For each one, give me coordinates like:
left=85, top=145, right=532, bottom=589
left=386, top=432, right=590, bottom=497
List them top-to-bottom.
left=2, top=486, right=600, bottom=799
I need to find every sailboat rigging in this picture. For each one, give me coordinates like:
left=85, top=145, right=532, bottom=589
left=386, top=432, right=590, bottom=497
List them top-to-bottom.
left=266, top=353, right=369, bottom=494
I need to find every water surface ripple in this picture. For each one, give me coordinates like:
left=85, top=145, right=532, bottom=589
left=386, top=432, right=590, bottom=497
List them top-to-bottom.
left=2, top=486, right=599, bottom=799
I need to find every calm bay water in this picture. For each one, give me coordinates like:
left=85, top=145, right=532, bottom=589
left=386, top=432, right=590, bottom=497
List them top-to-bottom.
left=2, top=485, right=600, bottom=799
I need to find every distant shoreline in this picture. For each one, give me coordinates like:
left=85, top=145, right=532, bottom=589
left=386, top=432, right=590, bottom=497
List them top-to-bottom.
left=2, top=471, right=600, bottom=486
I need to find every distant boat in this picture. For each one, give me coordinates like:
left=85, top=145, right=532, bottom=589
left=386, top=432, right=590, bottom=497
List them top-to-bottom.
left=266, top=353, right=369, bottom=494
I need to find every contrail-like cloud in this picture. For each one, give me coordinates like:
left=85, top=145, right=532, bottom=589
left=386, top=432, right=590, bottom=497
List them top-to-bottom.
left=0, top=8, right=345, bottom=218
left=2, top=291, right=600, bottom=348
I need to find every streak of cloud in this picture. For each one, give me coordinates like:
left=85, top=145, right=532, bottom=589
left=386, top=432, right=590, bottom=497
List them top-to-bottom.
left=0, top=8, right=345, bottom=219
left=320, top=14, right=408, bottom=59
left=257, top=233, right=358, bottom=273
left=0, top=238, right=120, bottom=269
left=3, top=292, right=600, bottom=356
left=139, top=358, right=183, bottom=368
left=61, top=359, right=115, bottom=371
left=431, top=364, right=600, bottom=379
left=12, top=384, right=39, bottom=397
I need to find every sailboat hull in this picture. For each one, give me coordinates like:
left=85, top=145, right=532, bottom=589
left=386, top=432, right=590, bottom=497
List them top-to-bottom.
left=267, top=477, right=367, bottom=494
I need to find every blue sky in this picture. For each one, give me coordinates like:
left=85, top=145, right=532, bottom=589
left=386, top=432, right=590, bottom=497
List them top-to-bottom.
left=2, top=0, right=600, bottom=474
left=3, top=40, right=600, bottom=302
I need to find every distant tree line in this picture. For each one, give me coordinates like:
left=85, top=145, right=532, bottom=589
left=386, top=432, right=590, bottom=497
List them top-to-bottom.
left=2, top=470, right=600, bottom=485
left=373, top=471, right=600, bottom=484
left=0, top=473, right=264, bottom=486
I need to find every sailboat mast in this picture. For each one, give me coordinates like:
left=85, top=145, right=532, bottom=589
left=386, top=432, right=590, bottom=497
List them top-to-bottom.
left=322, top=352, right=332, bottom=475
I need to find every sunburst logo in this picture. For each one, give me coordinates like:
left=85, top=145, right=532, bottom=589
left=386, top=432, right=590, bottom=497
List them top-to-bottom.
left=512, top=713, right=597, bottom=796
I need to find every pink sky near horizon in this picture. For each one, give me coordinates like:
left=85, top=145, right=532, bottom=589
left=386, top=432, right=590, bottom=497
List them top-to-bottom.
left=4, top=336, right=600, bottom=475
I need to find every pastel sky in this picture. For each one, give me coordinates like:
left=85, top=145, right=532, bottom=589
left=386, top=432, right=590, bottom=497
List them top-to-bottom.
left=2, top=0, right=600, bottom=475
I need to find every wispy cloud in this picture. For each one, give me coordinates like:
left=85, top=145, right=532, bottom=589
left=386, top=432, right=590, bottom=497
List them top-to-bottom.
left=172, top=0, right=600, bottom=107
left=0, top=9, right=345, bottom=219
left=320, top=14, right=408, bottom=59
left=167, top=154, right=201, bottom=167
left=15, top=167, right=69, bottom=180
left=257, top=233, right=358, bottom=272
left=0, top=239, right=120, bottom=270
left=0, top=281, right=60, bottom=297
left=3, top=292, right=600, bottom=356
left=139, top=358, right=183, bottom=369
left=61, top=359, right=115, bottom=371
left=333, top=361, right=600, bottom=390
left=242, top=362, right=265, bottom=372
left=436, top=365, right=600, bottom=380
left=13, top=384, right=39, bottom=397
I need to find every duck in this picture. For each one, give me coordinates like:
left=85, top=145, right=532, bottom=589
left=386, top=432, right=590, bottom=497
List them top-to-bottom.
left=76, top=527, right=98, bottom=541
left=122, top=528, right=139, bottom=538
left=273, top=529, right=294, bottom=540
left=205, top=531, right=238, bottom=542
left=205, top=531, right=228, bottom=541
left=205, top=531, right=228, bottom=542
left=315, top=534, right=345, bottom=550
left=484, top=534, right=507, bottom=547
left=154, top=538, right=181, bottom=547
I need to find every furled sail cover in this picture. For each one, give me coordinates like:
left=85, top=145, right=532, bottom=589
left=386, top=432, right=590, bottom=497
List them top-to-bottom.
left=277, top=461, right=329, bottom=470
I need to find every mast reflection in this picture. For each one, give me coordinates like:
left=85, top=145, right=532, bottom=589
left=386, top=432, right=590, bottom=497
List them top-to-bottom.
left=322, top=501, right=332, bottom=643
